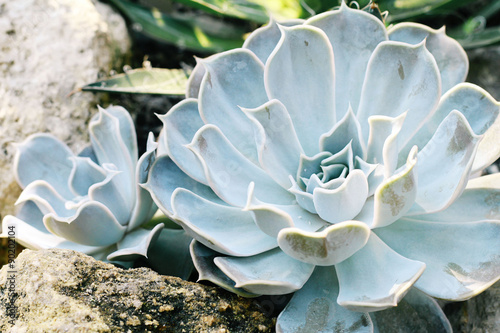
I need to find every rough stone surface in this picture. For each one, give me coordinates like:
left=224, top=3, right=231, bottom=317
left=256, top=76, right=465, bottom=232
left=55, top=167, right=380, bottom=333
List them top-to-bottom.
left=0, top=0, right=130, bottom=218
left=0, top=249, right=275, bottom=332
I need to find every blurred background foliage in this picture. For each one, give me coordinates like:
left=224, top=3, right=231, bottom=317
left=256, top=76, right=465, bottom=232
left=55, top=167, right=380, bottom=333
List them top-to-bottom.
left=85, top=0, right=500, bottom=95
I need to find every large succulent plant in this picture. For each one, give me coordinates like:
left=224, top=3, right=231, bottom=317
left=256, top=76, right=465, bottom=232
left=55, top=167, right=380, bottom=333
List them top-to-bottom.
left=145, top=3, right=500, bottom=331
left=1, top=106, right=192, bottom=275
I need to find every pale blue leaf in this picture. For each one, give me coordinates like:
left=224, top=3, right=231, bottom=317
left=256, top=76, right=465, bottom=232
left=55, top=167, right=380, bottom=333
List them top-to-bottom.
left=307, top=2, right=388, bottom=117
left=243, top=17, right=304, bottom=64
left=389, top=23, right=468, bottom=93
left=265, top=24, right=336, bottom=156
left=357, top=41, right=441, bottom=149
left=199, top=48, right=268, bottom=163
left=157, top=98, right=208, bottom=184
left=242, top=99, right=304, bottom=188
left=410, top=111, right=481, bottom=214
left=188, top=124, right=294, bottom=206
left=127, top=132, right=158, bottom=231
left=14, top=133, right=74, bottom=199
left=143, top=155, right=221, bottom=215
left=68, top=156, right=107, bottom=197
left=313, top=170, right=369, bottom=224
left=16, top=180, right=76, bottom=218
left=172, top=187, right=277, bottom=256
left=44, top=201, right=127, bottom=247
left=375, top=218, right=500, bottom=301
left=277, top=221, right=371, bottom=266
left=107, top=223, right=164, bottom=261
left=147, top=227, right=194, bottom=279
left=336, top=233, right=425, bottom=312
left=190, top=241, right=259, bottom=297
left=214, top=248, right=315, bottom=294
left=277, top=266, right=373, bottom=333
left=370, top=288, right=452, bottom=333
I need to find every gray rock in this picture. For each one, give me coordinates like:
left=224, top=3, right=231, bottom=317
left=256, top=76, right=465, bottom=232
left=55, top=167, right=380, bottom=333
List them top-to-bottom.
left=0, top=0, right=130, bottom=218
left=0, top=249, right=275, bottom=332
left=444, top=281, right=500, bottom=333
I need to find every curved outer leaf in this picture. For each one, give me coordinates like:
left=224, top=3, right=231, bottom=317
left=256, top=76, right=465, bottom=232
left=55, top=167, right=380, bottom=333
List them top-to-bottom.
left=307, top=2, right=388, bottom=117
left=388, top=23, right=468, bottom=93
left=265, top=24, right=336, bottom=156
left=356, top=41, right=441, bottom=149
left=198, top=48, right=267, bottom=163
left=158, top=98, right=208, bottom=185
left=410, top=111, right=481, bottom=215
left=14, top=133, right=74, bottom=199
left=171, top=187, right=277, bottom=256
left=43, top=201, right=127, bottom=247
left=375, top=218, right=500, bottom=301
left=107, top=223, right=164, bottom=261
left=336, top=233, right=426, bottom=312
left=190, top=241, right=259, bottom=297
left=214, top=247, right=315, bottom=295
left=277, top=266, right=374, bottom=333
left=370, top=288, right=452, bottom=333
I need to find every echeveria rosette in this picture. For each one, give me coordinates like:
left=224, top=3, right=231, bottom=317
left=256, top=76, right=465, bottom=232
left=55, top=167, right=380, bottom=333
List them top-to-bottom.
left=146, top=3, right=500, bottom=332
left=1, top=106, right=192, bottom=275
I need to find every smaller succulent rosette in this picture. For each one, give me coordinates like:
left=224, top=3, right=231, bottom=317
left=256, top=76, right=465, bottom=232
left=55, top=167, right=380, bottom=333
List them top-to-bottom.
left=145, top=3, right=500, bottom=332
left=1, top=106, right=191, bottom=274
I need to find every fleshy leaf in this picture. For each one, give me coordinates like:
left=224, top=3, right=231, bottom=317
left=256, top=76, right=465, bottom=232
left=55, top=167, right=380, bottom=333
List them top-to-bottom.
left=307, top=2, right=388, bottom=117
left=243, top=17, right=304, bottom=64
left=388, top=23, right=468, bottom=93
left=265, top=24, right=336, bottom=156
left=357, top=41, right=441, bottom=148
left=198, top=48, right=267, bottom=163
left=186, top=61, right=205, bottom=98
left=400, top=83, right=500, bottom=173
left=158, top=98, right=208, bottom=184
left=242, top=99, right=304, bottom=188
left=320, top=106, right=366, bottom=159
left=89, top=107, right=136, bottom=212
left=410, top=111, right=481, bottom=214
left=366, top=112, right=407, bottom=178
left=188, top=124, right=294, bottom=206
left=127, top=132, right=158, bottom=231
left=14, top=133, right=74, bottom=199
left=370, top=146, right=418, bottom=228
left=143, top=155, right=221, bottom=215
left=68, top=157, right=107, bottom=197
left=88, top=167, right=131, bottom=225
left=313, top=170, right=369, bottom=224
left=16, top=180, right=76, bottom=218
left=245, top=182, right=327, bottom=237
left=411, top=184, right=500, bottom=223
left=172, top=188, right=277, bottom=256
left=44, top=201, right=127, bottom=247
left=1, top=209, right=105, bottom=255
left=375, top=218, right=500, bottom=301
left=277, top=221, right=371, bottom=266
left=107, top=223, right=164, bottom=261
left=147, top=227, right=194, bottom=279
left=336, top=233, right=426, bottom=312
left=190, top=241, right=259, bottom=297
left=214, top=248, right=315, bottom=295
left=277, top=266, right=373, bottom=333
left=370, top=288, right=452, bottom=333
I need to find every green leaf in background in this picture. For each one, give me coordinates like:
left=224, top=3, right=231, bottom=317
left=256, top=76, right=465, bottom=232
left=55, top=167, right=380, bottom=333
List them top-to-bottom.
left=109, top=0, right=245, bottom=52
left=173, top=0, right=303, bottom=23
left=374, top=0, right=476, bottom=22
left=82, top=68, right=190, bottom=95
